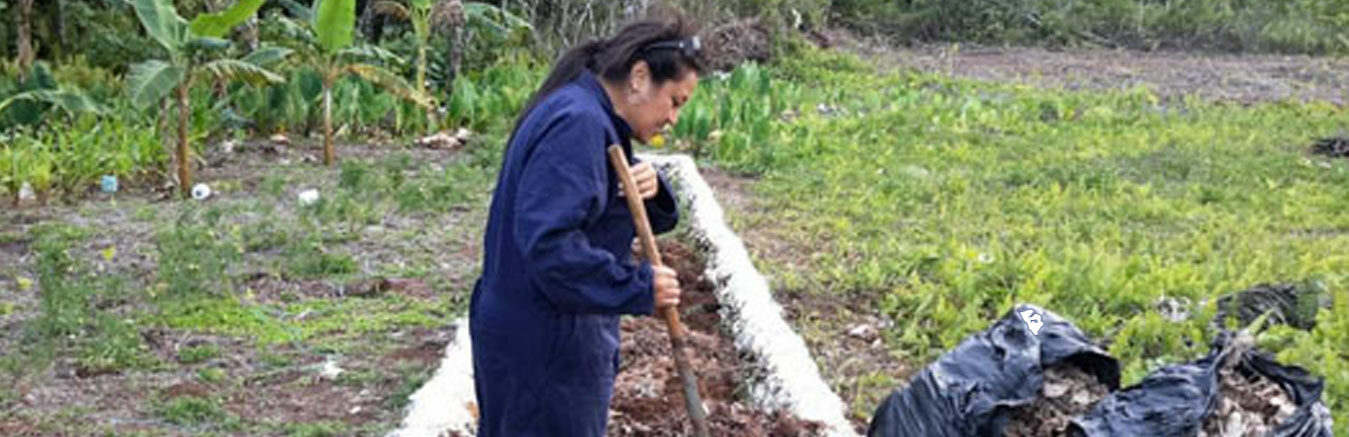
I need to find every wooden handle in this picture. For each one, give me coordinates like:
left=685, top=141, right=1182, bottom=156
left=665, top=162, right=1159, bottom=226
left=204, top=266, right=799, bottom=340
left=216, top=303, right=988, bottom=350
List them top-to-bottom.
left=607, top=145, right=710, bottom=437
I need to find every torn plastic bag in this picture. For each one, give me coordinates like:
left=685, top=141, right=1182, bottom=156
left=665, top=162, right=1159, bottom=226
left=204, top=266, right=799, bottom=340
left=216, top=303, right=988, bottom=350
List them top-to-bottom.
left=1211, top=282, right=1329, bottom=331
left=866, top=304, right=1120, bottom=437
left=1070, top=332, right=1333, bottom=437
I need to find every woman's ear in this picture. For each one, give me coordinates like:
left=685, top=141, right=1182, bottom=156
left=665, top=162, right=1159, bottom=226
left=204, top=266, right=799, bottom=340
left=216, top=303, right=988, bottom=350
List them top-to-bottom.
left=628, top=61, right=652, bottom=95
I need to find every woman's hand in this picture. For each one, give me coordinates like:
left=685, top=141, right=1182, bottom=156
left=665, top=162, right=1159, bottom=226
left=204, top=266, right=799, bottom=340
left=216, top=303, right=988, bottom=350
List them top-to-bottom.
left=618, top=162, right=659, bottom=200
left=652, top=265, right=681, bottom=310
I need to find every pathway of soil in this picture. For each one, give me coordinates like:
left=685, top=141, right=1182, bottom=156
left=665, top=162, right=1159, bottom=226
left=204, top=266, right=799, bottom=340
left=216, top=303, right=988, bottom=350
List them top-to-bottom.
left=610, top=239, right=820, bottom=436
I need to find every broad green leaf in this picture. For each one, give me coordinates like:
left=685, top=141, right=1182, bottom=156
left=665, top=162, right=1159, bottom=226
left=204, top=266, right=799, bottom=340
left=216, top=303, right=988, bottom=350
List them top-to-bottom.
left=131, top=0, right=189, bottom=52
left=189, top=0, right=266, bottom=38
left=314, top=0, right=356, bottom=54
left=409, top=0, right=431, bottom=11
left=464, top=2, right=532, bottom=35
left=241, top=46, right=294, bottom=67
left=200, top=59, right=286, bottom=86
left=127, top=60, right=186, bottom=110
left=346, top=63, right=432, bottom=108
left=297, top=68, right=325, bottom=102
left=0, top=89, right=105, bottom=116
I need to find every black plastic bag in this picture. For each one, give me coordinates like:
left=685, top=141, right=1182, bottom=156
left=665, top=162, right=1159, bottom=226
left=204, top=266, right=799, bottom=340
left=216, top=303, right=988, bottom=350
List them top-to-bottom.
left=1211, top=282, right=1329, bottom=331
left=866, top=304, right=1120, bottom=437
left=1070, top=333, right=1333, bottom=437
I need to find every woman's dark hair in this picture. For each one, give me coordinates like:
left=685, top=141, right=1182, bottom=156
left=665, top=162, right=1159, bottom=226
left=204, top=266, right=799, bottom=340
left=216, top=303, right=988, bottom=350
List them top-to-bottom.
left=511, top=15, right=705, bottom=134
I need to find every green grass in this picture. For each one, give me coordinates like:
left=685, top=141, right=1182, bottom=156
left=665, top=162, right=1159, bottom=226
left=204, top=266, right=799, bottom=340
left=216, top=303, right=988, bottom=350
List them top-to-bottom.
left=678, top=50, right=1349, bottom=432
left=178, top=344, right=221, bottom=365
left=196, top=367, right=227, bottom=384
left=154, top=395, right=240, bottom=431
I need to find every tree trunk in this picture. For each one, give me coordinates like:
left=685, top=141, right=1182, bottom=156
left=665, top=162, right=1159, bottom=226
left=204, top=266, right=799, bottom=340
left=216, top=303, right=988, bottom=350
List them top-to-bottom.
left=16, top=0, right=35, bottom=78
left=450, top=26, right=463, bottom=83
left=418, top=41, right=436, bottom=131
left=323, top=77, right=335, bottom=166
left=177, top=81, right=193, bottom=197
left=159, top=98, right=172, bottom=153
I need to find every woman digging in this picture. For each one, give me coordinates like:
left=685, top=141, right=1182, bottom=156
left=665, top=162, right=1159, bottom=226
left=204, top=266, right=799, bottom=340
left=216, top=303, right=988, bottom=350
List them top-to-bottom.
left=469, top=15, right=705, bottom=436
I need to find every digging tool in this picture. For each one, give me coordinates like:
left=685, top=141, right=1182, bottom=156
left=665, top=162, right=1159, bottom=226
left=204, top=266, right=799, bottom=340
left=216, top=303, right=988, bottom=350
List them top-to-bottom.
left=607, top=145, right=711, bottom=437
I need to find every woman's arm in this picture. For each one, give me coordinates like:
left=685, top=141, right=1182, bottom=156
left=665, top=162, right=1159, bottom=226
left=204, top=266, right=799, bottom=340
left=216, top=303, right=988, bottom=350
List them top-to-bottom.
left=512, top=112, right=656, bottom=316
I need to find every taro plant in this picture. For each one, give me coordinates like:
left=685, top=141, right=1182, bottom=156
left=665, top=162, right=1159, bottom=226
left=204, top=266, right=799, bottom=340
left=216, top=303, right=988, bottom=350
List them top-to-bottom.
left=128, top=0, right=289, bottom=196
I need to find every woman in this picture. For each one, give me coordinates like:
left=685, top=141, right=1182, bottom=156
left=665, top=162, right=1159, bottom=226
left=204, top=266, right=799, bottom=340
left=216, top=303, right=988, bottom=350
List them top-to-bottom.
left=470, top=15, right=704, bottom=436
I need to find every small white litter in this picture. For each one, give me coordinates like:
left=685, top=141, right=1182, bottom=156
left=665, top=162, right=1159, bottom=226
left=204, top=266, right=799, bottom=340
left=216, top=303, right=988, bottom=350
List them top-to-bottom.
left=18, top=182, right=34, bottom=202
left=190, top=183, right=212, bottom=201
left=298, top=189, right=320, bottom=206
left=320, top=357, right=345, bottom=380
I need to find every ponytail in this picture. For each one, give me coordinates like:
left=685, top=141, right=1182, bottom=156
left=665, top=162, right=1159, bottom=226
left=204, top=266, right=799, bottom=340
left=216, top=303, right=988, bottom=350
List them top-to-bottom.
left=509, top=15, right=704, bottom=139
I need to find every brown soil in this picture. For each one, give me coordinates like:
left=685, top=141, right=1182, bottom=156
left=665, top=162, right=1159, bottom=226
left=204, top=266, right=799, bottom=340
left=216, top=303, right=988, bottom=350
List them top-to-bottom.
left=701, top=19, right=772, bottom=72
left=859, top=43, right=1349, bottom=105
left=611, top=239, right=821, bottom=436
left=1004, top=364, right=1111, bottom=437
left=1200, top=366, right=1298, bottom=437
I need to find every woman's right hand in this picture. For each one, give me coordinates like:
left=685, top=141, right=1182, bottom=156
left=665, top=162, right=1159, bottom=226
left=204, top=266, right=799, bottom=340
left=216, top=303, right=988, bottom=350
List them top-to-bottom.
left=653, top=265, right=681, bottom=310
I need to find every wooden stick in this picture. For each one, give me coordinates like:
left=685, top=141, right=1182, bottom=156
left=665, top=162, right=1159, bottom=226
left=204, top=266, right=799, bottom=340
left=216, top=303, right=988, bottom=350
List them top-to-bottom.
left=607, top=145, right=710, bottom=437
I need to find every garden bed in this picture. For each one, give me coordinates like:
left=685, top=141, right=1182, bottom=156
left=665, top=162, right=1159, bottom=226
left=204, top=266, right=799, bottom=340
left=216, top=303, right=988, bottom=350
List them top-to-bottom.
left=611, top=239, right=821, bottom=436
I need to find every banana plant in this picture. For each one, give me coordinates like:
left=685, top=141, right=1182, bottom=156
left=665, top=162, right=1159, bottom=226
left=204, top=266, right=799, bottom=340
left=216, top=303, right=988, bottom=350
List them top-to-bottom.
left=128, top=0, right=289, bottom=196
left=275, top=0, right=432, bottom=166
left=370, top=0, right=530, bottom=130
left=371, top=0, right=437, bottom=115
left=0, top=89, right=104, bottom=119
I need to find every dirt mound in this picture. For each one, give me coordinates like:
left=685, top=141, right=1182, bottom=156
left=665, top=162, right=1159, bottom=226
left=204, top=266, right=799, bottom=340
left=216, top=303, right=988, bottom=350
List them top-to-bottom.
left=700, top=19, right=772, bottom=72
left=1310, top=136, right=1349, bottom=158
left=610, top=239, right=820, bottom=436
left=1004, top=364, right=1110, bottom=436
left=1199, top=365, right=1298, bottom=437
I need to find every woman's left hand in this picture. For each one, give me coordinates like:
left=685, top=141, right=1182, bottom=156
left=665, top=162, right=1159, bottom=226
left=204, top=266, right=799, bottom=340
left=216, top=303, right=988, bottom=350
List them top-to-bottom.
left=620, top=162, right=659, bottom=200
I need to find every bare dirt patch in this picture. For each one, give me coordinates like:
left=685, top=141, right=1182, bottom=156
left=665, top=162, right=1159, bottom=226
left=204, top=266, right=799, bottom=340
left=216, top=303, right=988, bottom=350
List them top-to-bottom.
left=701, top=19, right=772, bottom=72
left=861, top=44, right=1349, bottom=104
left=611, top=239, right=821, bottom=436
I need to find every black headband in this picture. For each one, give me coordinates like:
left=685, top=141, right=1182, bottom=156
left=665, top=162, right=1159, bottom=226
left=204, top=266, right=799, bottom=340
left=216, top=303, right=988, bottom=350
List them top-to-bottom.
left=642, top=36, right=702, bottom=58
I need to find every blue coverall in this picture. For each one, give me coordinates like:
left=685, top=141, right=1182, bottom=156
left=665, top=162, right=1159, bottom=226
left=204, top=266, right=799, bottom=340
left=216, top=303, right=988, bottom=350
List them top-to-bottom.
left=470, top=70, right=679, bottom=436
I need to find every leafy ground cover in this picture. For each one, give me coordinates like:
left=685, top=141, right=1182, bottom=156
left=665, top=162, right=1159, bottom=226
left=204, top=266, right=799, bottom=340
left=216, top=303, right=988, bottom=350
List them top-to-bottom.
left=685, top=48, right=1348, bottom=432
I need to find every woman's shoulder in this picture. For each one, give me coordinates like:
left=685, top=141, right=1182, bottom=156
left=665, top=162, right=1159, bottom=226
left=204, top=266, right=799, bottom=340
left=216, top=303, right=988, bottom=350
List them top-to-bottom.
left=531, top=83, right=608, bottom=124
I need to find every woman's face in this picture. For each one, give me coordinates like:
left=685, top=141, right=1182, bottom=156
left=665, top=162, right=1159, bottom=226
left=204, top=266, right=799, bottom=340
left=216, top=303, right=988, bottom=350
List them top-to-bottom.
left=620, top=63, right=698, bottom=144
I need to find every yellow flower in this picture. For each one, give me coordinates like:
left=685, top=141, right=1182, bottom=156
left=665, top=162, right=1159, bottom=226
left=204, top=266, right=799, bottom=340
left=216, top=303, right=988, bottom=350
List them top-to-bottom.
left=650, top=134, right=666, bottom=148
left=16, top=276, right=33, bottom=292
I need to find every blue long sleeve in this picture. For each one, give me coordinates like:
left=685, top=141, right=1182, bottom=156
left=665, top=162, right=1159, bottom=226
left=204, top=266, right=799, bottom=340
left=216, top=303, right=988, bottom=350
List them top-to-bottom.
left=511, top=112, right=656, bottom=316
